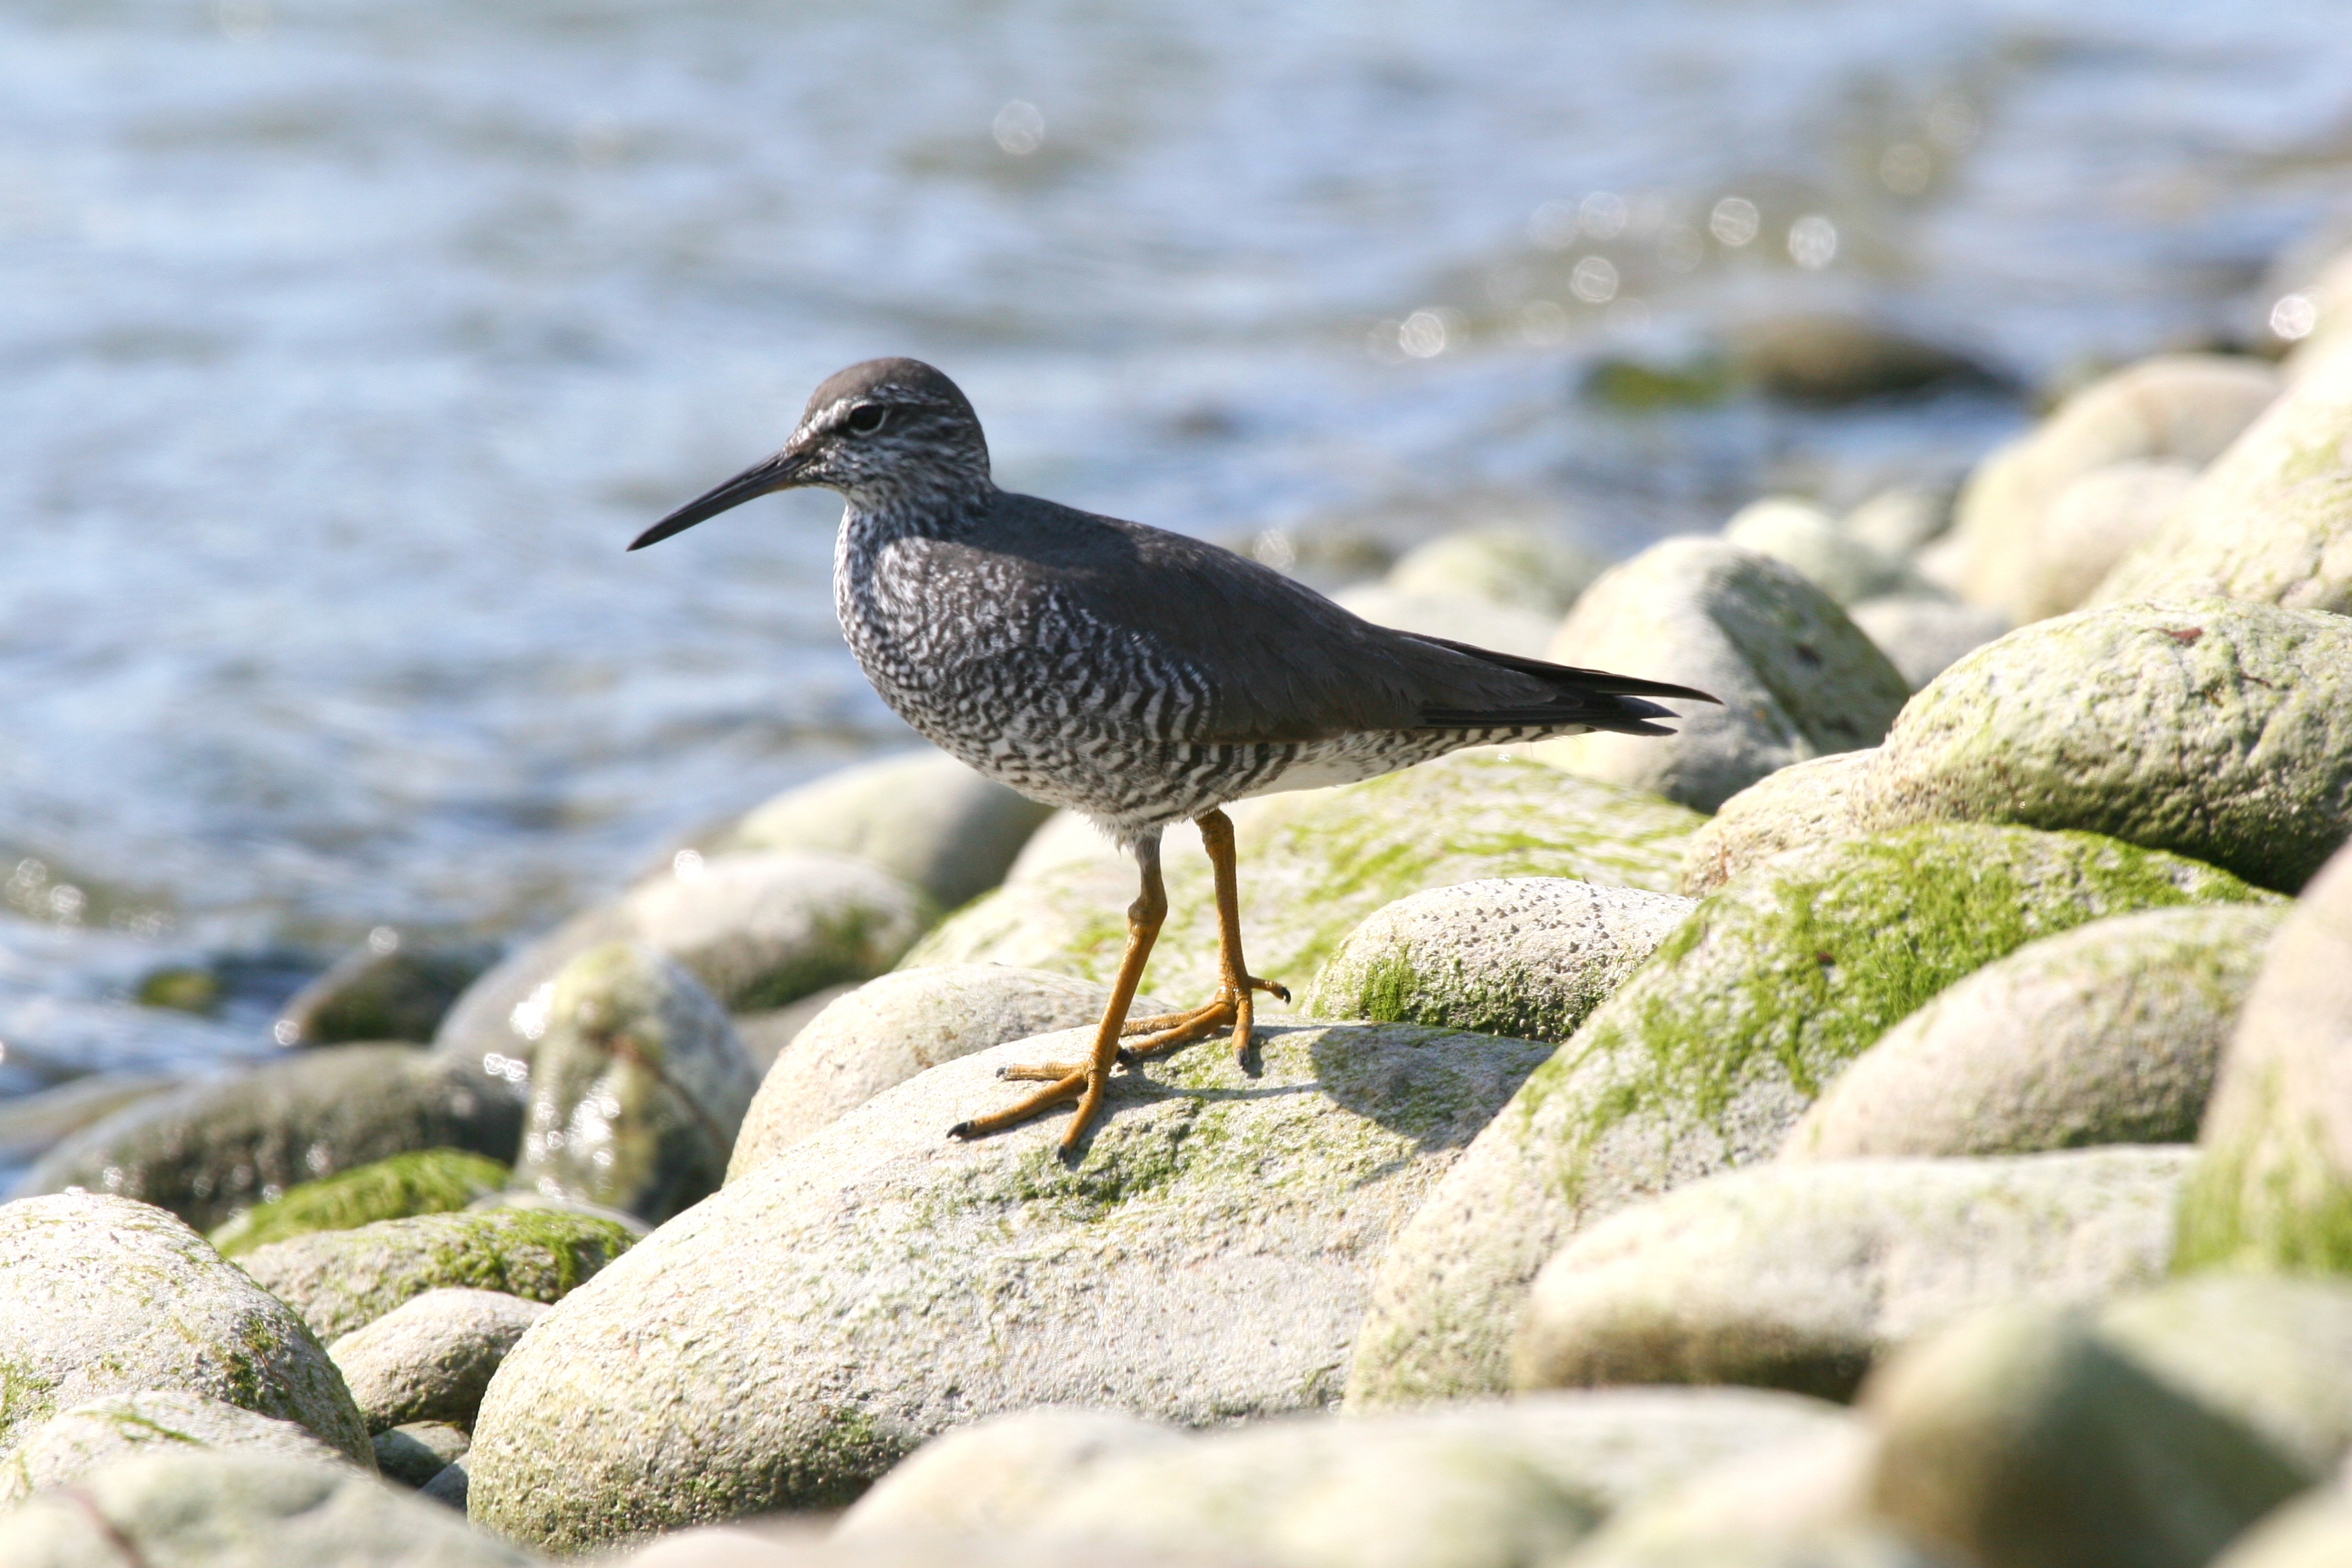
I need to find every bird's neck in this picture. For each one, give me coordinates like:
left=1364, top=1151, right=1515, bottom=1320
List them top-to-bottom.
left=836, top=477, right=995, bottom=546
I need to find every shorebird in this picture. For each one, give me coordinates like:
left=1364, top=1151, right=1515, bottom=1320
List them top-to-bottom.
left=632, top=358, right=1714, bottom=1153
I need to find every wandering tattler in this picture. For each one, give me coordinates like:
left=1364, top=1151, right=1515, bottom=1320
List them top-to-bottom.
left=631, top=358, right=1715, bottom=1153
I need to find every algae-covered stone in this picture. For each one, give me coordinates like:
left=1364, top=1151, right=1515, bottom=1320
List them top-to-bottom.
left=1722, top=313, right=2006, bottom=406
left=2094, top=332, right=2352, bottom=614
left=1949, top=354, right=2281, bottom=617
left=1722, top=499, right=1914, bottom=606
left=1384, top=528, right=1607, bottom=618
left=1533, top=538, right=1908, bottom=813
left=1848, top=594, right=2009, bottom=691
left=1855, top=599, right=2352, bottom=893
left=701, top=746, right=1055, bottom=912
left=1677, top=751, right=1873, bottom=897
left=904, top=753, right=1702, bottom=1007
left=1346, top=824, right=2267, bottom=1409
left=2176, top=840, right=2352, bottom=1276
left=1302, top=878, right=1694, bottom=1043
left=1784, top=903, right=2284, bottom=1161
left=277, top=930, right=496, bottom=1047
left=512, top=944, right=758, bottom=1224
left=730, top=965, right=1167, bottom=1176
left=465, top=1020, right=1555, bottom=1551
left=16, top=1044, right=524, bottom=1233
left=207, top=1148, right=511, bottom=1258
left=1510, top=1148, right=2192, bottom=1401
left=0, top=1194, right=371, bottom=1464
left=236, top=1206, right=635, bottom=1342
left=2097, top=1274, right=2352, bottom=1474
left=329, top=1289, right=549, bottom=1432
left=1860, top=1304, right=2312, bottom=1568
left=1025, top=1390, right=1842, bottom=1568
left=1, top=1391, right=356, bottom=1504
left=837, top=1408, right=1183, bottom=1539
left=0, top=1451, right=541, bottom=1567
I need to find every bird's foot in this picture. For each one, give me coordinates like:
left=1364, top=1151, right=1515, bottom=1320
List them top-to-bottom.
left=1117, top=973, right=1285, bottom=1075
left=948, top=1063, right=1099, bottom=1150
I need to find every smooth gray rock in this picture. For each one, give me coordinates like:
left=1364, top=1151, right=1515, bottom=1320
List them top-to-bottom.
left=2096, top=332, right=2352, bottom=614
left=1949, top=354, right=2281, bottom=618
left=2016, top=459, right=2199, bottom=622
left=1843, top=482, right=1955, bottom=560
left=1721, top=499, right=1915, bottom=606
left=1384, top=528, right=1607, bottom=617
left=1533, top=538, right=1909, bottom=814
left=1847, top=594, right=2010, bottom=690
left=1853, top=598, right=2352, bottom=892
left=702, top=746, right=1056, bottom=912
left=1677, top=751, right=1873, bottom=897
left=905, top=752, right=1702, bottom=1010
left=1345, top=824, right=2268, bottom=1410
left=2178, top=840, right=2352, bottom=1274
left=1301, top=877, right=1694, bottom=1043
left=1783, top=904, right=2285, bottom=1161
left=277, top=930, right=496, bottom=1047
left=511, top=944, right=759, bottom=1224
left=730, top=965, right=1168, bottom=1176
left=729, top=983, right=856, bottom=1073
left=465, top=1020, right=1557, bottom=1552
left=15, top=1045, right=524, bottom=1232
left=1510, top=1148, right=2194, bottom=1401
left=0, top=1194, right=370, bottom=1465
left=236, top=1206, right=635, bottom=1343
left=2098, top=1275, right=2352, bottom=1475
left=329, top=1289, right=549, bottom=1433
left=1861, top=1304, right=2311, bottom=1568
left=1024, top=1390, right=1843, bottom=1568
left=2, top=1391, right=358, bottom=1505
left=837, top=1408, right=1183, bottom=1539
left=374, top=1422, right=471, bottom=1488
left=0, top=1451, right=538, bottom=1566
left=420, top=1454, right=469, bottom=1511
left=2210, top=1489, right=2352, bottom=1568
left=612, top=1525, right=1228, bottom=1568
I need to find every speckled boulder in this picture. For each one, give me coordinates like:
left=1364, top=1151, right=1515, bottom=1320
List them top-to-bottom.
left=2095, top=333, right=2352, bottom=614
left=1949, top=354, right=2281, bottom=617
left=1722, top=499, right=1915, bottom=606
left=1384, top=528, right=1607, bottom=617
left=1533, top=538, right=1909, bottom=813
left=1848, top=595, right=2010, bottom=690
left=1853, top=599, right=2352, bottom=892
left=701, top=746, right=1055, bottom=911
left=1677, top=751, right=1874, bottom=897
left=903, top=753, right=1703, bottom=1009
left=1344, top=824, right=2267, bottom=1410
left=2177, top=840, right=2352, bottom=1275
left=432, top=850, right=930, bottom=1087
left=1302, top=879, right=1694, bottom=1042
left=1783, top=903, right=2284, bottom=1160
left=511, top=944, right=758, bottom=1224
left=730, top=965, right=1168, bottom=1176
left=465, top=1020, right=1555, bottom=1552
left=15, top=1045, right=524, bottom=1232
left=1510, top=1148, right=2192, bottom=1401
left=207, top=1149, right=511, bottom=1258
left=0, top=1195, right=370, bottom=1465
left=236, top=1206, right=635, bottom=1342
left=2097, top=1274, right=2352, bottom=1474
left=328, top=1289, right=549, bottom=1432
left=1861, top=1304, right=2311, bottom=1568
left=1023, top=1390, right=1844, bottom=1568
left=1, top=1391, right=358, bottom=1505
left=837, top=1408, right=1183, bottom=1539
left=0, top=1451, right=541, bottom=1567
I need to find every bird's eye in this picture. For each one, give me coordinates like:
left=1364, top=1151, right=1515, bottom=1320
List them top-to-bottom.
left=845, top=404, right=889, bottom=436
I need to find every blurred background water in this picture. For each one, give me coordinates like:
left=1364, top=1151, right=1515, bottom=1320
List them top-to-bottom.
left=3, top=0, right=2349, bottom=1081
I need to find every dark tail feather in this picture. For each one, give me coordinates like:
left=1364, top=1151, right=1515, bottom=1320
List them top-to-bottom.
left=1406, top=633, right=1720, bottom=737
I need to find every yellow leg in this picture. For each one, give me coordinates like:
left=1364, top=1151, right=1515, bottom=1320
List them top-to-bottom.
left=1116, top=808, right=1287, bottom=1073
left=948, top=833, right=1168, bottom=1152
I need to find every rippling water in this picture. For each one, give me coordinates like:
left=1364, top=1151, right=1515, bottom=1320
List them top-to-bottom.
left=3, top=0, right=2349, bottom=1079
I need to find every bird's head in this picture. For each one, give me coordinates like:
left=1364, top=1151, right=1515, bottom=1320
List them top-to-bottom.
left=629, top=357, right=991, bottom=551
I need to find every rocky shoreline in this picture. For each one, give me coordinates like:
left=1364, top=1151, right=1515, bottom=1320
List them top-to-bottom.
left=6, top=247, right=2352, bottom=1567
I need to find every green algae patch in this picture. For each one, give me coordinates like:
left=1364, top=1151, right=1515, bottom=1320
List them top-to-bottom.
left=903, top=752, right=1706, bottom=1008
left=1344, top=822, right=2270, bottom=1410
left=207, top=1149, right=511, bottom=1259
left=234, top=1206, right=636, bottom=1343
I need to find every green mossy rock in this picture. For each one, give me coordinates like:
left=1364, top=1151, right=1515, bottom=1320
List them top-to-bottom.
left=2094, top=333, right=2352, bottom=614
left=1855, top=599, right=2352, bottom=892
left=903, top=753, right=1704, bottom=1008
left=1345, top=824, right=2268, bottom=1410
left=2176, top=839, right=2352, bottom=1277
left=276, top=933, right=495, bottom=1047
left=466, top=1020, right=1555, bottom=1553
left=208, top=1149, right=511, bottom=1259
left=0, top=1194, right=371, bottom=1466
left=235, top=1207, right=636, bottom=1343
left=1, top=1391, right=356, bottom=1506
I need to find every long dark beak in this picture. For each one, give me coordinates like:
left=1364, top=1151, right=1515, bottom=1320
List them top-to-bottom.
left=627, top=448, right=810, bottom=552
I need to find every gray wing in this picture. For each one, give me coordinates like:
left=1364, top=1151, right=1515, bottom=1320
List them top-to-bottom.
left=967, top=493, right=1714, bottom=744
